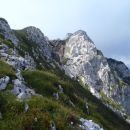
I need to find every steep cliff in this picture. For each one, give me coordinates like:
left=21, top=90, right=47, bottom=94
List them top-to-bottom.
left=51, top=30, right=130, bottom=119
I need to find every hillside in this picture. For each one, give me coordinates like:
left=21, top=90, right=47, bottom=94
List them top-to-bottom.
left=0, top=18, right=130, bottom=130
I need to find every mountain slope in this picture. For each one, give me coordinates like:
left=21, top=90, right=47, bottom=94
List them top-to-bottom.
left=0, top=18, right=130, bottom=130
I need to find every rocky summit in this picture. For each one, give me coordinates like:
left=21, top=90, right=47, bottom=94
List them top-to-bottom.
left=0, top=18, right=130, bottom=130
left=52, top=30, right=130, bottom=116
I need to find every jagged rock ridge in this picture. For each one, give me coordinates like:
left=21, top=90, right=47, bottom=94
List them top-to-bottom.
left=51, top=30, right=130, bottom=119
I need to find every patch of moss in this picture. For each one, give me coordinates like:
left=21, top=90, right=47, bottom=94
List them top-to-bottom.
left=0, top=34, right=4, bottom=39
left=3, top=40, right=14, bottom=48
left=0, top=60, right=16, bottom=79
left=22, top=70, right=59, bottom=96
left=119, top=80, right=127, bottom=87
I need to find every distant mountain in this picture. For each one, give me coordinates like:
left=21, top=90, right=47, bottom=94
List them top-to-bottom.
left=0, top=17, right=130, bottom=130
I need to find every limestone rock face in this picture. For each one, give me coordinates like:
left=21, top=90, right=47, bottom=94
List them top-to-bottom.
left=0, top=18, right=18, bottom=45
left=23, top=26, right=52, bottom=60
left=51, top=30, right=130, bottom=116
left=63, top=30, right=114, bottom=96
left=0, top=43, right=36, bottom=70
left=107, top=58, right=130, bottom=113
left=107, top=58, right=130, bottom=82
left=12, top=69, right=36, bottom=100
left=0, top=76, right=10, bottom=90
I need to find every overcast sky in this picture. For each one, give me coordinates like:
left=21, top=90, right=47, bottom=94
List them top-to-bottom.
left=0, top=0, right=130, bottom=66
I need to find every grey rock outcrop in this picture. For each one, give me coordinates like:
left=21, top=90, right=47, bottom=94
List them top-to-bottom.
left=0, top=18, right=18, bottom=45
left=23, top=26, right=52, bottom=60
left=0, top=29, right=36, bottom=100
left=50, top=39, right=65, bottom=63
left=0, top=42, right=36, bottom=70
left=107, top=58, right=130, bottom=114
left=107, top=58, right=130, bottom=83
left=12, top=69, right=35, bottom=100
left=0, top=76, right=10, bottom=90
left=58, top=85, right=63, bottom=93
left=53, top=92, right=59, bottom=100
left=24, top=102, right=29, bottom=113
left=79, top=118, right=104, bottom=130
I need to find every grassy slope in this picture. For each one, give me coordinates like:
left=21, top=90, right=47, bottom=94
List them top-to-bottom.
left=0, top=60, right=15, bottom=79
left=1, top=60, right=129, bottom=130
left=22, top=69, right=130, bottom=130
left=0, top=91, right=80, bottom=130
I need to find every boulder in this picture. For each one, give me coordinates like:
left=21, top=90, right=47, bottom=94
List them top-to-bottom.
left=0, top=76, right=10, bottom=90
left=24, top=102, right=29, bottom=113
left=79, top=118, right=104, bottom=130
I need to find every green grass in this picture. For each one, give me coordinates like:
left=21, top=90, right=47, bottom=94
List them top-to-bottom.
left=0, top=35, right=14, bottom=49
left=3, top=40, right=14, bottom=48
left=0, top=60, right=16, bottom=78
left=22, top=69, right=130, bottom=130
left=23, top=70, right=59, bottom=96
left=0, top=91, right=80, bottom=130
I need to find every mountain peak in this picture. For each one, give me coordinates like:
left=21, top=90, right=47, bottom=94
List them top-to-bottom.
left=0, top=18, right=18, bottom=45
left=0, top=18, right=8, bottom=24
left=23, top=26, right=44, bottom=36
left=23, top=26, right=47, bottom=43
left=71, top=30, right=94, bottom=43
left=73, top=30, right=87, bottom=36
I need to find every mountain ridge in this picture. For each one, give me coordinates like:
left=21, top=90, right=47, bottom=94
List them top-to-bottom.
left=0, top=17, right=130, bottom=130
